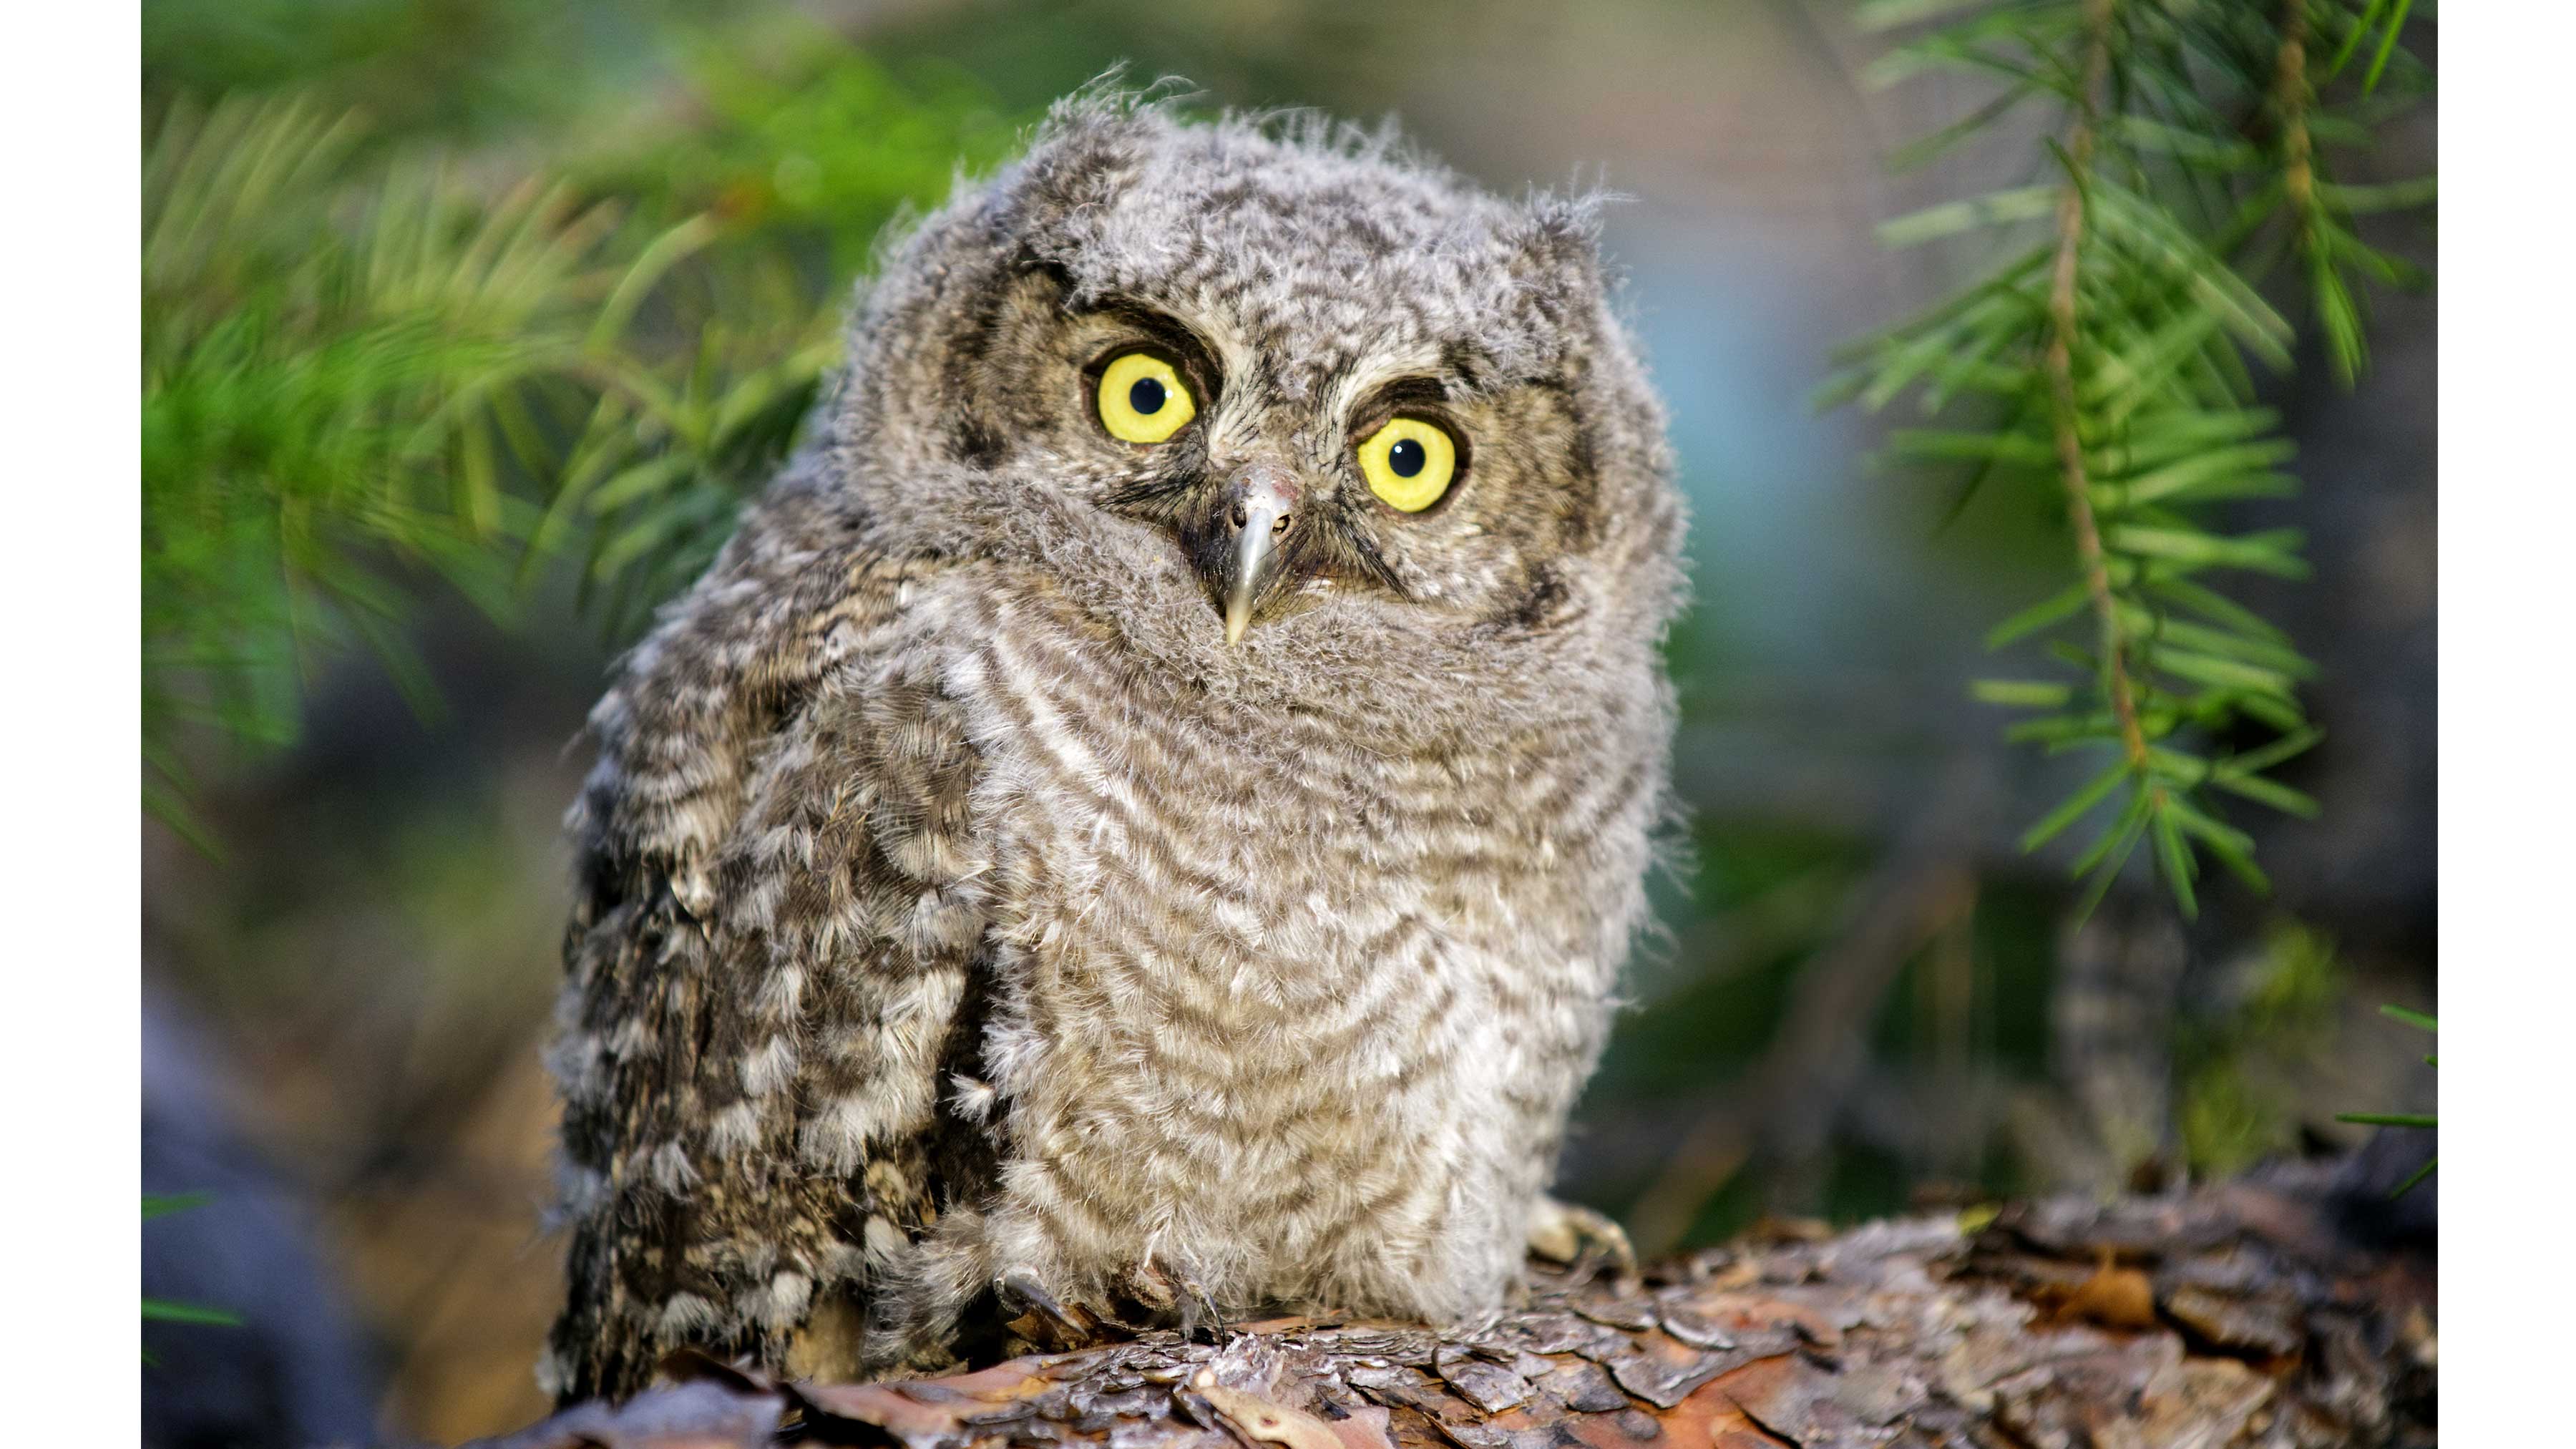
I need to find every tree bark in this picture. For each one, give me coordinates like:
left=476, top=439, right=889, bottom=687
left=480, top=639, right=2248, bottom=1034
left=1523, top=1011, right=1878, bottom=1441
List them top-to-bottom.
left=472, top=1163, right=2434, bottom=1449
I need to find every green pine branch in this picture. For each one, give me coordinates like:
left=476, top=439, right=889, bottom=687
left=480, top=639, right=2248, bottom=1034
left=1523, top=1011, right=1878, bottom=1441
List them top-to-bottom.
left=1828, top=0, right=2433, bottom=917
left=141, top=53, right=1017, bottom=840
left=2337, top=1003, right=2436, bottom=1196
left=142, top=1194, right=240, bottom=1365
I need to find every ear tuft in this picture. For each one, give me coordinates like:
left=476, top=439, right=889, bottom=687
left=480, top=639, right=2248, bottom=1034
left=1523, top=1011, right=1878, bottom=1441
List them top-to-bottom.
left=1004, top=78, right=1191, bottom=226
left=1513, top=195, right=1610, bottom=289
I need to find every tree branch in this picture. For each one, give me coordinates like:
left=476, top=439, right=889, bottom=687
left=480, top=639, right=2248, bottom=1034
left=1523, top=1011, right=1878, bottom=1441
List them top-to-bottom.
left=2044, top=0, right=2150, bottom=777
left=2277, top=0, right=2315, bottom=220
left=474, top=1167, right=2435, bottom=1449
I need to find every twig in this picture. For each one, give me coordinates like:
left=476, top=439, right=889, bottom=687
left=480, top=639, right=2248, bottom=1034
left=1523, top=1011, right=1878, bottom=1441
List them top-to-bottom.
left=2043, top=0, right=2147, bottom=779
left=2276, top=0, right=2315, bottom=220
left=476, top=1172, right=2438, bottom=1449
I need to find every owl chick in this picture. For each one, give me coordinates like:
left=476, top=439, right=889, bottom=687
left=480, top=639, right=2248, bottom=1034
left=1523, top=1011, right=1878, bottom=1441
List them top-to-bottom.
left=544, top=92, right=1685, bottom=1405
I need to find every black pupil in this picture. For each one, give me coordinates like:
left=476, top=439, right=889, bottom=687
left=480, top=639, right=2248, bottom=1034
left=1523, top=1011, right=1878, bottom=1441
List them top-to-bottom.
left=1128, top=376, right=1166, bottom=414
left=1387, top=438, right=1426, bottom=478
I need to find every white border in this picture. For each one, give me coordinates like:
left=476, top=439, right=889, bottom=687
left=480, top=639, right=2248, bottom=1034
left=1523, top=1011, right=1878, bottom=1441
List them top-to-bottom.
left=2442, top=1, right=2559, bottom=1436
left=0, top=3, right=143, bottom=1438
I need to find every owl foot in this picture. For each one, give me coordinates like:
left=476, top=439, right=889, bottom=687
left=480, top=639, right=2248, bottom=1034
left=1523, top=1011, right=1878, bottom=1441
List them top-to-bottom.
left=1527, top=1195, right=1636, bottom=1282
left=1130, top=1262, right=1227, bottom=1342
left=995, top=1267, right=1118, bottom=1353
left=1176, top=1287, right=1227, bottom=1343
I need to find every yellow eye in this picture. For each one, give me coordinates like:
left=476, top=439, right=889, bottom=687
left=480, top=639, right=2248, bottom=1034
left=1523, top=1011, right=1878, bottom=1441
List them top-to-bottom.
left=1096, top=351, right=1196, bottom=444
left=1355, top=416, right=1458, bottom=512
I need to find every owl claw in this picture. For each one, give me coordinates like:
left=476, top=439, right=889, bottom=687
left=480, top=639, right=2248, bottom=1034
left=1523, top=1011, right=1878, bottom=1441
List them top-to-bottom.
left=1527, top=1196, right=1637, bottom=1282
left=1126, top=1260, right=1226, bottom=1342
left=995, top=1267, right=1101, bottom=1351
left=1174, top=1277, right=1227, bottom=1343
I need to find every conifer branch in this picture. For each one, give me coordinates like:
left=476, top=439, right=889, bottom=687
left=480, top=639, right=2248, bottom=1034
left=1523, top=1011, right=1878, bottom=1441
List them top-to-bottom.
left=1830, top=0, right=2434, bottom=917
left=2043, top=0, right=2148, bottom=777
left=2278, top=0, right=2316, bottom=222
left=140, top=69, right=1013, bottom=837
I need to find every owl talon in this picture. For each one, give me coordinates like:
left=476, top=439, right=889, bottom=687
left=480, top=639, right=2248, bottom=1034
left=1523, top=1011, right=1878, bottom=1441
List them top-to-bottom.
left=1527, top=1196, right=1636, bottom=1282
left=1126, top=1261, right=1226, bottom=1342
left=996, top=1267, right=1101, bottom=1351
left=1175, top=1278, right=1227, bottom=1342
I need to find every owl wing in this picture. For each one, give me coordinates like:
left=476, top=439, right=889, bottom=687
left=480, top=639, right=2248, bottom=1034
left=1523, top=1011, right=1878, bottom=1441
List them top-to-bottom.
left=544, top=460, right=994, bottom=1402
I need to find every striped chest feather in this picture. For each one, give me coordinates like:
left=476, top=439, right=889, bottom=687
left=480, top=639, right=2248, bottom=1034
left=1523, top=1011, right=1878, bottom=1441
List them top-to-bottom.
left=914, top=582, right=1650, bottom=1311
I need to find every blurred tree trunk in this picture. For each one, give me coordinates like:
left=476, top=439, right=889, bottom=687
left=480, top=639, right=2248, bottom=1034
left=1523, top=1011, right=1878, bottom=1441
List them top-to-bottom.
left=475, top=1163, right=2433, bottom=1449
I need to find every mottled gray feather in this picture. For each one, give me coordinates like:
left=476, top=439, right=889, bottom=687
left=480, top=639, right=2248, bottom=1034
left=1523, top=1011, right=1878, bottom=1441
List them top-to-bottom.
left=546, top=91, right=1686, bottom=1403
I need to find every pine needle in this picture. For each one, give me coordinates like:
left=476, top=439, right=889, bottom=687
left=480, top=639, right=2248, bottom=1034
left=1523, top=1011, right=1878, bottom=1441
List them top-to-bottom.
left=1828, top=0, right=2434, bottom=914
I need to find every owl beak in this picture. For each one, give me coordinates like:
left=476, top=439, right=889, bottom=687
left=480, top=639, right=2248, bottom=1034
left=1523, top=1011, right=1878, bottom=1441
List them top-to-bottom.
left=1220, top=464, right=1298, bottom=645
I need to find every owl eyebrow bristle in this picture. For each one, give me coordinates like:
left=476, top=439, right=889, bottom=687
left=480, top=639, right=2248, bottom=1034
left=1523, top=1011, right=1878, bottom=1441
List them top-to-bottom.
left=1083, top=301, right=1226, bottom=392
left=1352, top=366, right=1533, bottom=423
left=1365, top=376, right=1454, bottom=410
left=1102, top=475, right=1199, bottom=511
left=1325, top=513, right=1407, bottom=597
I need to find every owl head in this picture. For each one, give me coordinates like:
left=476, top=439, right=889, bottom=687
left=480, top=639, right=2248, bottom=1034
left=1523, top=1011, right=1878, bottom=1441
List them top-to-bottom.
left=821, top=92, right=1684, bottom=713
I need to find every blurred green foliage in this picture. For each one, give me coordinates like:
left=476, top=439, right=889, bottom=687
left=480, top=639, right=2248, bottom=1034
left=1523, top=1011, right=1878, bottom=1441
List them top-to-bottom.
left=146, top=0, right=706, bottom=144
left=141, top=10, right=1030, bottom=839
left=570, top=21, right=1018, bottom=272
left=144, top=94, right=615, bottom=839
left=2176, top=917, right=2343, bottom=1177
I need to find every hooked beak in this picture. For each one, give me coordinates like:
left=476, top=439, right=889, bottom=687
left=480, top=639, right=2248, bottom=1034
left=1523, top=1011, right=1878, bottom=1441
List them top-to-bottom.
left=1219, top=463, right=1299, bottom=645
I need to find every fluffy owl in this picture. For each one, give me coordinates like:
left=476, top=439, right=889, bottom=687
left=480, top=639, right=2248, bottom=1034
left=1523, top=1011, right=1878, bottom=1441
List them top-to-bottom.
left=543, top=92, right=1686, bottom=1405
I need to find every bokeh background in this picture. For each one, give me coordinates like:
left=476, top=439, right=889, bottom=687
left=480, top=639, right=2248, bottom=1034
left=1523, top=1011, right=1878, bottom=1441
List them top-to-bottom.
left=138, top=1, right=2436, bottom=1443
